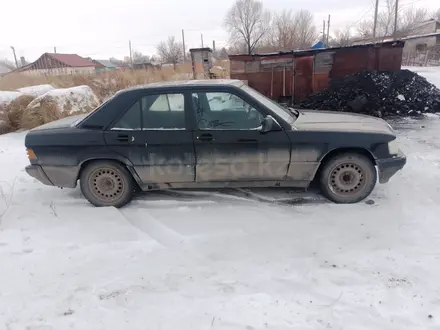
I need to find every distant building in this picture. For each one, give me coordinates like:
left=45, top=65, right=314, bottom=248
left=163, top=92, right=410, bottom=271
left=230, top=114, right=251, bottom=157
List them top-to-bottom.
left=352, top=19, right=440, bottom=52
left=401, top=19, right=440, bottom=53
left=189, top=47, right=213, bottom=79
left=17, top=53, right=96, bottom=76
left=92, top=59, right=117, bottom=72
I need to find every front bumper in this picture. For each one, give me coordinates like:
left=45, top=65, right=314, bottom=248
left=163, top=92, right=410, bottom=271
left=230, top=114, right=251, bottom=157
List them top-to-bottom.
left=376, top=149, right=407, bottom=184
left=25, top=164, right=78, bottom=188
left=26, top=164, right=54, bottom=186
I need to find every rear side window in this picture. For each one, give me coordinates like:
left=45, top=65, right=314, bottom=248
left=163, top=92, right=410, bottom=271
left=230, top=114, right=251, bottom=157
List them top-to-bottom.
left=111, top=93, right=185, bottom=130
left=142, top=93, right=185, bottom=129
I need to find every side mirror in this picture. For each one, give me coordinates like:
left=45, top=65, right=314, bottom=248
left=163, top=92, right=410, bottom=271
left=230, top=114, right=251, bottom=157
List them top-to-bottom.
left=260, top=115, right=282, bottom=134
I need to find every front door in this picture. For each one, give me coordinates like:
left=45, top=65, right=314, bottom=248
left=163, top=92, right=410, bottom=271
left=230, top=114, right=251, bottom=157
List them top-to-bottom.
left=190, top=90, right=291, bottom=183
left=104, top=92, right=195, bottom=185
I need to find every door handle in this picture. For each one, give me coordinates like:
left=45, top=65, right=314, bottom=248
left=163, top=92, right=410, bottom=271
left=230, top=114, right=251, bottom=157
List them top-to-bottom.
left=116, top=134, right=130, bottom=142
left=197, top=134, right=214, bottom=142
left=238, top=138, right=257, bottom=143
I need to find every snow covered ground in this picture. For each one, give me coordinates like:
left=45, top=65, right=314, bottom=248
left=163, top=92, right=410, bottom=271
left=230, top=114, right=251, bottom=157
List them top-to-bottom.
left=403, top=66, right=440, bottom=91
left=0, top=68, right=440, bottom=330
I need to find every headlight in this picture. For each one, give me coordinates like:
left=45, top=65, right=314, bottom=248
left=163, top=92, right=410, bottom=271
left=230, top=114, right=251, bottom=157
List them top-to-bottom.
left=388, top=139, right=400, bottom=155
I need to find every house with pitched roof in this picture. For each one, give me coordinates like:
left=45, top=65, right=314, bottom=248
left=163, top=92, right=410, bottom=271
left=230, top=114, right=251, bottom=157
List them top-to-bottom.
left=17, top=53, right=96, bottom=76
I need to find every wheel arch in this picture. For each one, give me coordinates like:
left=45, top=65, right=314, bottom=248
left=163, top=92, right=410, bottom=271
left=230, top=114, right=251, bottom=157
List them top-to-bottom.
left=313, top=147, right=376, bottom=182
left=78, top=157, right=142, bottom=187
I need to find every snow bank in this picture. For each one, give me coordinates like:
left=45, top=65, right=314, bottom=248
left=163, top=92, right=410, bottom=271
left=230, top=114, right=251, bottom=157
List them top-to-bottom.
left=17, top=84, right=55, bottom=97
left=21, top=85, right=99, bottom=129
left=26, top=85, right=99, bottom=116
left=0, top=91, right=23, bottom=111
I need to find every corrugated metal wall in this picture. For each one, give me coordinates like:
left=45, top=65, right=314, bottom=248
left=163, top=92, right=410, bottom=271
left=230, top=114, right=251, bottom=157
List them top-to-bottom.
left=229, top=42, right=404, bottom=103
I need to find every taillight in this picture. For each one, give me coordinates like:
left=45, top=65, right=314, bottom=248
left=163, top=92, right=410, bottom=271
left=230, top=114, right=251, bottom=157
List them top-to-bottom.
left=26, top=148, right=38, bottom=160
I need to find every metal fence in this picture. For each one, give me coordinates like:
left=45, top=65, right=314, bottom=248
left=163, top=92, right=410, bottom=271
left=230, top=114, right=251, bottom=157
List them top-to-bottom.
left=402, top=47, right=440, bottom=67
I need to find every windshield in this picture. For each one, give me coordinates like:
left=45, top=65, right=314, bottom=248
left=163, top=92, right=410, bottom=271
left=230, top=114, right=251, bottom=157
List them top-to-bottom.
left=241, top=84, right=298, bottom=124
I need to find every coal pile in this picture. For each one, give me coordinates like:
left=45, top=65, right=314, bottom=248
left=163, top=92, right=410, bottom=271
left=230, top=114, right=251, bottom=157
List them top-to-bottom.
left=298, top=70, right=440, bottom=117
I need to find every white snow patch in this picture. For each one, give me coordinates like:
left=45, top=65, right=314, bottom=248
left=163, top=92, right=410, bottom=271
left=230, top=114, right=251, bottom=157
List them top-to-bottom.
left=405, top=66, right=440, bottom=89
left=17, top=84, right=55, bottom=97
left=26, top=85, right=99, bottom=115
left=0, top=91, right=23, bottom=110
left=397, top=94, right=405, bottom=101
left=424, top=113, right=440, bottom=118
left=1, top=119, right=440, bottom=329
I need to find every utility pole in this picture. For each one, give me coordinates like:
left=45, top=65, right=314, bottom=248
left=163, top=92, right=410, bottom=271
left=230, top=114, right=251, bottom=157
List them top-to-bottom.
left=373, top=0, right=380, bottom=41
left=393, top=0, right=399, bottom=40
left=326, top=15, right=331, bottom=47
left=322, top=20, right=326, bottom=45
left=182, top=29, right=186, bottom=62
left=201, top=34, right=204, bottom=47
left=129, top=40, right=133, bottom=68
left=212, top=40, right=216, bottom=52
left=10, top=46, right=18, bottom=68
left=54, top=47, right=57, bottom=53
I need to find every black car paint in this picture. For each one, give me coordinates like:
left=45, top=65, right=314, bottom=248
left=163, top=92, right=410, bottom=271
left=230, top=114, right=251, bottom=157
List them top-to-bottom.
left=25, top=80, right=406, bottom=191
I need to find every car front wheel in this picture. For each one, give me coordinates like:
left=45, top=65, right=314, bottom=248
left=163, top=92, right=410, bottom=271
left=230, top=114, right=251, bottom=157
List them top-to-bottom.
left=319, top=153, right=377, bottom=204
left=80, top=160, right=134, bottom=207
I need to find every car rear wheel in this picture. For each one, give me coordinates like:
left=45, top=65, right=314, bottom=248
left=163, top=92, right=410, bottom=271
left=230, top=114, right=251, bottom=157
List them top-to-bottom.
left=319, top=153, right=377, bottom=204
left=80, top=160, right=134, bottom=207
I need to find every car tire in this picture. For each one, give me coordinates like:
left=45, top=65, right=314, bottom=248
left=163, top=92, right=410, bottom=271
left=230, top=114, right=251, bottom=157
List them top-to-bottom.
left=319, top=153, right=377, bottom=204
left=80, top=160, right=134, bottom=208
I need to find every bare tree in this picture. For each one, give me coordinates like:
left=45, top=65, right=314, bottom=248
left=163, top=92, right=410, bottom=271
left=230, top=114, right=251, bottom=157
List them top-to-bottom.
left=224, top=0, right=271, bottom=55
left=356, top=2, right=430, bottom=40
left=398, top=7, right=430, bottom=35
left=435, top=8, right=440, bottom=21
left=265, top=9, right=317, bottom=50
left=266, top=9, right=297, bottom=50
left=295, top=9, right=318, bottom=49
left=357, top=20, right=374, bottom=39
left=330, top=27, right=354, bottom=47
left=156, top=36, right=183, bottom=66
left=227, top=42, right=248, bottom=55
left=214, top=47, right=229, bottom=60
left=131, top=51, right=151, bottom=64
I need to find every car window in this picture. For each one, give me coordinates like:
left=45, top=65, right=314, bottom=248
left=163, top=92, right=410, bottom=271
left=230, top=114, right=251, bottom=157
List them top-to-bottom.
left=193, top=92, right=264, bottom=130
left=142, top=93, right=185, bottom=129
left=205, top=93, right=246, bottom=111
left=147, top=94, right=184, bottom=112
left=112, top=101, right=141, bottom=130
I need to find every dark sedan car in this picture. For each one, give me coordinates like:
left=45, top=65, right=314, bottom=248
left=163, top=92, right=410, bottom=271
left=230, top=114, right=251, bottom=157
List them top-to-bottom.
left=24, top=79, right=406, bottom=207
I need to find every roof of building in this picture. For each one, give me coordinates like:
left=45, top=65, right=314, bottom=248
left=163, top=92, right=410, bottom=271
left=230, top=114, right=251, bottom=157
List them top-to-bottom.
left=229, top=40, right=405, bottom=60
left=45, top=53, right=96, bottom=67
left=94, top=59, right=117, bottom=68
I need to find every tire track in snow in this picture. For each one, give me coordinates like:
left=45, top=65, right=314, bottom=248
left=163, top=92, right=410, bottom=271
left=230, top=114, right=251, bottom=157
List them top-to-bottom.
left=119, top=205, right=186, bottom=247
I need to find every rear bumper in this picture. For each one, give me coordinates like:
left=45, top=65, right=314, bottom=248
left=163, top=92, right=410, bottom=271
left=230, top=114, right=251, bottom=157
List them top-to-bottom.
left=376, top=150, right=407, bottom=184
left=25, top=164, right=78, bottom=188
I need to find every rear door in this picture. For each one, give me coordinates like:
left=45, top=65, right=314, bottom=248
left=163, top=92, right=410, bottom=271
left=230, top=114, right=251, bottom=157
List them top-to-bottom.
left=189, top=88, right=291, bottom=183
left=104, top=91, right=195, bottom=185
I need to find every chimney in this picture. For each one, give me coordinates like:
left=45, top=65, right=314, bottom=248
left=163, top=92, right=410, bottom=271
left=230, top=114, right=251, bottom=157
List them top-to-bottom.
left=20, top=56, right=26, bottom=67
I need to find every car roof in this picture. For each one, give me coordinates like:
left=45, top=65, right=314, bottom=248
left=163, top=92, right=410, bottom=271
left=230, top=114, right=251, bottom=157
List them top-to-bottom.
left=118, top=79, right=245, bottom=94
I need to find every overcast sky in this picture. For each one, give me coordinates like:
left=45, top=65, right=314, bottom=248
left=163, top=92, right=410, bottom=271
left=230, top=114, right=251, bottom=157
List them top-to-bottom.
left=0, top=0, right=438, bottom=62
